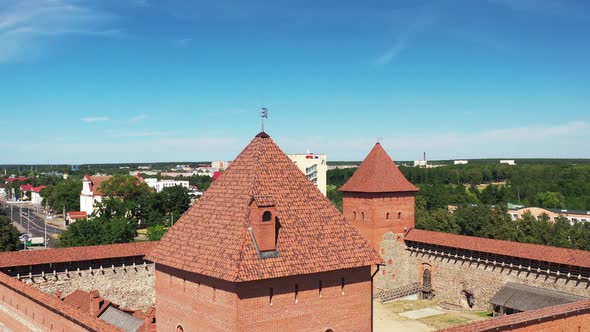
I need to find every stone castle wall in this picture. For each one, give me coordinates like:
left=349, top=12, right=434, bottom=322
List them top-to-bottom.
left=378, top=232, right=590, bottom=310
left=24, top=264, right=155, bottom=311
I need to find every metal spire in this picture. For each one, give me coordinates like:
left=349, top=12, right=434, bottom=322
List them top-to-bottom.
left=261, top=107, right=268, bottom=132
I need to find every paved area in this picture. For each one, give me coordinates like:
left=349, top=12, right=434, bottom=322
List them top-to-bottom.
left=374, top=301, right=435, bottom=332
left=400, top=307, right=446, bottom=319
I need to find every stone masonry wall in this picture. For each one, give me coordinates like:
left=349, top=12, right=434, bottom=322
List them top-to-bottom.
left=378, top=232, right=590, bottom=310
left=25, top=263, right=155, bottom=311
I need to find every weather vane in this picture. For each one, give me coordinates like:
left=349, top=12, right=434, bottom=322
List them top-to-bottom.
left=261, top=107, right=268, bottom=132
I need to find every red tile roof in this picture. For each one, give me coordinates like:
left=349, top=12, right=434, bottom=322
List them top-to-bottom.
left=147, top=132, right=382, bottom=282
left=339, top=143, right=418, bottom=193
left=84, top=175, right=112, bottom=195
left=5, top=177, right=28, bottom=182
left=19, top=184, right=33, bottom=191
left=31, top=185, right=46, bottom=193
left=67, top=211, right=88, bottom=220
left=405, top=229, right=590, bottom=269
left=0, top=242, right=156, bottom=268
left=0, top=272, right=122, bottom=331
left=62, top=289, right=93, bottom=314
left=441, top=299, right=590, bottom=332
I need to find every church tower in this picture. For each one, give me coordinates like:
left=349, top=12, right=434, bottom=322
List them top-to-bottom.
left=340, top=143, right=418, bottom=250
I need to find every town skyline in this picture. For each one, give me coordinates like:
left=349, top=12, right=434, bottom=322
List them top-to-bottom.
left=2, top=0, right=589, bottom=163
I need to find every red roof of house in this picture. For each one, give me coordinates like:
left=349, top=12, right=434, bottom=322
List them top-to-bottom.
left=147, top=132, right=382, bottom=282
left=339, top=143, right=418, bottom=193
left=212, top=171, right=222, bottom=181
left=84, top=175, right=112, bottom=195
left=5, top=177, right=28, bottom=182
left=19, top=184, right=33, bottom=191
left=31, top=185, right=46, bottom=193
left=67, top=211, right=88, bottom=219
left=405, top=229, right=590, bottom=269
left=0, top=242, right=156, bottom=268
left=0, top=272, right=122, bottom=331
left=441, top=299, right=590, bottom=332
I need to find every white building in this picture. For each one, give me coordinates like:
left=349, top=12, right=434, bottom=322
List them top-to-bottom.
left=288, top=153, right=327, bottom=196
left=413, top=160, right=428, bottom=167
left=454, top=160, right=468, bottom=165
left=500, top=160, right=516, bottom=166
left=211, top=161, right=230, bottom=170
left=80, top=175, right=112, bottom=216
left=145, top=178, right=190, bottom=193
left=30, top=186, right=46, bottom=205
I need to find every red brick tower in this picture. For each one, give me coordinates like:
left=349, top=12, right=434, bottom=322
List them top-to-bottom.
left=147, top=132, right=382, bottom=332
left=340, top=143, right=418, bottom=251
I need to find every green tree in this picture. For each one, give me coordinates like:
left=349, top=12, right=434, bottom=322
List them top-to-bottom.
left=41, top=180, right=82, bottom=213
left=158, top=185, right=191, bottom=218
left=327, top=185, right=343, bottom=211
left=535, top=192, right=566, bottom=209
left=0, top=215, right=21, bottom=252
left=56, top=216, right=136, bottom=248
left=147, top=225, right=167, bottom=241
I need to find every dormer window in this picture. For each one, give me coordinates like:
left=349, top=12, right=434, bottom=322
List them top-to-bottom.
left=249, top=195, right=279, bottom=256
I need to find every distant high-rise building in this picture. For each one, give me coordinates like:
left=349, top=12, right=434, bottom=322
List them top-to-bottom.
left=288, top=152, right=327, bottom=195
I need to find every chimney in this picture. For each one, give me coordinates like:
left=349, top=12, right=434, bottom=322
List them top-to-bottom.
left=249, top=196, right=278, bottom=252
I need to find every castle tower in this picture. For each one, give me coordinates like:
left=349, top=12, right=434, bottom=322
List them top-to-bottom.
left=147, top=132, right=382, bottom=332
left=340, top=143, right=418, bottom=251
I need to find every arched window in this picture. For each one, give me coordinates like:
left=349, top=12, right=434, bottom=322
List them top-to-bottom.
left=262, top=211, right=272, bottom=222
left=353, top=211, right=356, bottom=220
left=361, top=212, right=365, bottom=221
left=386, top=212, right=390, bottom=220
left=398, top=212, right=402, bottom=220
left=177, top=325, right=184, bottom=332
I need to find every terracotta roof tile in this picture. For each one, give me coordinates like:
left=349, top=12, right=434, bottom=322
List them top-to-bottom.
left=147, top=132, right=382, bottom=282
left=339, top=143, right=418, bottom=193
left=85, top=175, right=112, bottom=195
left=405, top=229, right=590, bottom=269
left=0, top=242, right=156, bottom=268
left=0, top=272, right=122, bottom=331
left=62, top=289, right=92, bottom=314
left=441, top=299, right=590, bottom=332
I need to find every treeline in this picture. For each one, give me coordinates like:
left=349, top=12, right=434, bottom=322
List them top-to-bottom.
left=327, top=163, right=590, bottom=211
left=417, top=204, right=590, bottom=251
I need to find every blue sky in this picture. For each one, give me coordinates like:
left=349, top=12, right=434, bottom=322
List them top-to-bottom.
left=1, top=0, right=589, bottom=164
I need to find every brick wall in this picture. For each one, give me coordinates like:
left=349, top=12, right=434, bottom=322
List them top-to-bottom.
left=343, top=192, right=415, bottom=251
left=379, top=232, right=590, bottom=310
left=155, top=265, right=239, bottom=331
left=156, top=265, right=374, bottom=332
left=236, top=266, right=373, bottom=332
left=0, top=277, right=105, bottom=331
left=510, top=314, right=590, bottom=332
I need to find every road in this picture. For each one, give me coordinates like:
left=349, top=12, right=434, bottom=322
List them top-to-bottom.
left=3, top=204, right=64, bottom=248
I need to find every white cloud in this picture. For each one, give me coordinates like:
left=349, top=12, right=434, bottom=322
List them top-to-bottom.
left=0, top=0, right=116, bottom=63
left=374, top=9, right=438, bottom=66
left=126, top=113, right=148, bottom=124
left=81, top=116, right=110, bottom=123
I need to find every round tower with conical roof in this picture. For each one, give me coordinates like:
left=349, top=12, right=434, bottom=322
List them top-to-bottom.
left=340, top=143, right=418, bottom=251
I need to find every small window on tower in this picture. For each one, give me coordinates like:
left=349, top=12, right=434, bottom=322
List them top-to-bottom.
left=262, top=211, right=272, bottom=222
left=353, top=211, right=357, bottom=220
left=361, top=212, right=365, bottom=221
left=386, top=212, right=390, bottom=220
left=398, top=212, right=402, bottom=220
left=177, top=325, right=184, bottom=332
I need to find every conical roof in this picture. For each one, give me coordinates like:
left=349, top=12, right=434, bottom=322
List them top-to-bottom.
left=147, top=132, right=381, bottom=282
left=340, top=143, right=418, bottom=193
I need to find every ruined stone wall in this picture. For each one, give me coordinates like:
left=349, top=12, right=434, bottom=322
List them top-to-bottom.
left=378, top=232, right=590, bottom=310
left=25, top=263, right=155, bottom=311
